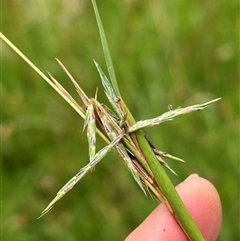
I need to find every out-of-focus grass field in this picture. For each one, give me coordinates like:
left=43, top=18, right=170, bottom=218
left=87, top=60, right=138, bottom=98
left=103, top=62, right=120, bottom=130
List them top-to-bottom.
left=2, top=1, right=238, bottom=240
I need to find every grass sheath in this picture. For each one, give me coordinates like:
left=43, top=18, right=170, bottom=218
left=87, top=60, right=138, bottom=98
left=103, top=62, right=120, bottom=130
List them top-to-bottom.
left=1, top=2, right=221, bottom=240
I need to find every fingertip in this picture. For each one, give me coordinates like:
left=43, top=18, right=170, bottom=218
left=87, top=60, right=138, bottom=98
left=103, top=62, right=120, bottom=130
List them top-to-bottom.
left=125, top=175, right=222, bottom=241
left=178, top=175, right=222, bottom=241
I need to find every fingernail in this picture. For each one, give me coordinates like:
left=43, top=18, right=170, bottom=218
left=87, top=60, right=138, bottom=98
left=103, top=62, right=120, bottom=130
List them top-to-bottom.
left=184, top=173, right=199, bottom=182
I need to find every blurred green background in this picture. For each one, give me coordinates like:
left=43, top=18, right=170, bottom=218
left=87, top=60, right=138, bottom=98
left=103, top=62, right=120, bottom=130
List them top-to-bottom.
left=2, top=1, right=239, bottom=240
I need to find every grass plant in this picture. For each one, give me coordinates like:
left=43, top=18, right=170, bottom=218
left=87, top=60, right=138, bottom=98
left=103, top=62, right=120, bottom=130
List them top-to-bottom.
left=1, top=1, right=221, bottom=240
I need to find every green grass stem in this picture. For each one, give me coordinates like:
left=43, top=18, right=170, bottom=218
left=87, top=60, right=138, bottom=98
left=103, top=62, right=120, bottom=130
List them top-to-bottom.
left=91, top=0, right=120, bottom=96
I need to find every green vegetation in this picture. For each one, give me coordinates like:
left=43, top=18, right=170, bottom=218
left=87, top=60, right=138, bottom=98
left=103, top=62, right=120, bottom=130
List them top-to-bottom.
left=2, top=1, right=238, bottom=241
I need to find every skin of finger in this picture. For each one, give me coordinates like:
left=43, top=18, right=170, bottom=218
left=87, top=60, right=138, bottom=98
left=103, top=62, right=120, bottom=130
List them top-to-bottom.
left=125, top=176, right=222, bottom=241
